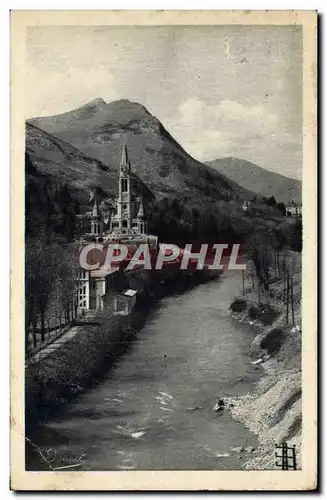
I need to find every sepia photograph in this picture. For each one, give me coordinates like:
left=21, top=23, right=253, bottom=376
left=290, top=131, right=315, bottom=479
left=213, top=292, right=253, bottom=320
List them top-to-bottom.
left=10, top=10, right=317, bottom=490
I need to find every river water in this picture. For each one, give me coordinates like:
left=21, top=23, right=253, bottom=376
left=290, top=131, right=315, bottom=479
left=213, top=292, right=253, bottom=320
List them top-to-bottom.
left=28, top=270, right=261, bottom=470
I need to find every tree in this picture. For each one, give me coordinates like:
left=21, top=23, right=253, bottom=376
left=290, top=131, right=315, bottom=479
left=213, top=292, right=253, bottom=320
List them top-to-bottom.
left=266, top=196, right=277, bottom=206
left=170, top=198, right=182, bottom=219
left=277, top=202, right=286, bottom=216
left=289, top=219, right=302, bottom=252
left=25, top=239, right=75, bottom=349
left=25, top=240, right=54, bottom=345
left=56, top=244, right=79, bottom=324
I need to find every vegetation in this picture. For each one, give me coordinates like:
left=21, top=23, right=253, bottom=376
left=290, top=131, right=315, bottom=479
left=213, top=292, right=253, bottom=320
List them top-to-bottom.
left=25, top=153, right=77, bottom=243
left=25, top=238, right=78, bottom=354
left=230, top=298, right=247, bottom=313
left=260, top=328, right=285, bottom=355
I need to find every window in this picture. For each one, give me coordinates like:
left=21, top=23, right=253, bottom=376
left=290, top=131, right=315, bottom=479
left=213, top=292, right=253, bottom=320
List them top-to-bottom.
left=121, top=178, right=128, bottom=192
left=123, top=204, right=127, bottom=210
left=122, top=219, right=128, bottom=228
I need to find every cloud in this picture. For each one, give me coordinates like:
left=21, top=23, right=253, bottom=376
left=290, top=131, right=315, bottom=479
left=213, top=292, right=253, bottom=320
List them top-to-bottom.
left=167, top=97, right=301, bottom=178
left=171, top=97, right=279, bottom=161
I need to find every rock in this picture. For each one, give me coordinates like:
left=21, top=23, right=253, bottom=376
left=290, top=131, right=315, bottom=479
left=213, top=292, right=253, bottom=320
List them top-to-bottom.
left=251, top=358, right=263, bottom=365
left=213, top=398, right=225, bottom=411
left=229, top=403, right=234, bottom=408
left=131, top=431, right=145, bottom=439
left=231, top=446, right=245, bottom=453
left=245, top=446, right=255, bottom=453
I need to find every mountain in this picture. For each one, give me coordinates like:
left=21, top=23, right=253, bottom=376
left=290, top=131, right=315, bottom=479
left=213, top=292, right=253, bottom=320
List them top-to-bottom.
left=27, top=99, right=252, bottom=203
left=28, top=99, right=295, bottom=247
left=26, top=121, right=154, bottom=208
left=25, top=122, right=156, bottom=241
left=206, top=157, right=301, bottom=204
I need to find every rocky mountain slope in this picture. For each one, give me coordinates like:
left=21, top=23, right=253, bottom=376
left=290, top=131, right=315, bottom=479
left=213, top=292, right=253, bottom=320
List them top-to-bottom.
left=28, top=98, right=252, bottom=203
left=26, top=121, right=155, bottom=207
left=207, top=157, right=301, bottom=204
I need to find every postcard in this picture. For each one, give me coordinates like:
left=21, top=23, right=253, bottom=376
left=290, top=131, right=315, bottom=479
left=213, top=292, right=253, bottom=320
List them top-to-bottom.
left=10, top=10, right=317, bottom=491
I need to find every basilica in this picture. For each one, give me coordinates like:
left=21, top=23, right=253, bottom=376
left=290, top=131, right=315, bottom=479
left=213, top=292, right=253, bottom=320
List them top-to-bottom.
left=75, top=140, right=157, bottom=313
left=77, top=140, right=147, bottom=241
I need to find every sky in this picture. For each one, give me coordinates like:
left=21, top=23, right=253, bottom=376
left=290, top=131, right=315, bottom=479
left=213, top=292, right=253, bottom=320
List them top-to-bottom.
left=26, top=25, right=302, bottom=179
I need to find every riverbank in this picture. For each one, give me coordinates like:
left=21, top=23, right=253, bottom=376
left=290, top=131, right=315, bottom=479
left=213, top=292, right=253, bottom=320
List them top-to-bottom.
left=227, top=258, right=302, bottom=469
left=25, top=266, right=220, bottom=432
left=26, top=269, right=262, bottom=471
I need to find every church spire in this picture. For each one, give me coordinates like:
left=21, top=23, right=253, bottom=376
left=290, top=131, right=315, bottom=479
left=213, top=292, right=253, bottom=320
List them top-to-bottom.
left=120, top=139, right=130, bottom=171
left=90, top=192, right=103, bottom=236
left=137, top=196, right=144, bottom=218
left=92, top=197, right=99, bottom=217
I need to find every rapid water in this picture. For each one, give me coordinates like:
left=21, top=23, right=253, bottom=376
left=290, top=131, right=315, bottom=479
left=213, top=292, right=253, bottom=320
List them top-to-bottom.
left=28, top=270, right=260, bottom=470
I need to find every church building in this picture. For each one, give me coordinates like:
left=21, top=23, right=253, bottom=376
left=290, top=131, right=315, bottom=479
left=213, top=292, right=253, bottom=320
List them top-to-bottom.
left=75, top=139, right=155, bottom=314
left=109, top=141, right=146, bottom=235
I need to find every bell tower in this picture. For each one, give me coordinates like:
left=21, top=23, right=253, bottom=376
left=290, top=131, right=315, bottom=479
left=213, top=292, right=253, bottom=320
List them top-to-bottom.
left=117, top=140, right=132, bottom=230
left=90, top=193, right=103, bottom=236
left=136, top=196, right=146, bottom=234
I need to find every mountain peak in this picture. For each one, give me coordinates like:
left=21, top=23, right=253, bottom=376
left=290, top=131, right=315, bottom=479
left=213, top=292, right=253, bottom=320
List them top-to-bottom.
left=85, top=97, right=107, bottom=107
left=106, top=99, right=152, bottom=117
left=207, top=157, right=301, bottom=204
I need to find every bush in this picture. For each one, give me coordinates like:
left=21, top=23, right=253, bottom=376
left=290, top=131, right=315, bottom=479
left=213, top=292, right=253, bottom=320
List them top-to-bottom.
left=230, top=298, right=247, bottom=313
left=259, top=304, right=279, bottom=326
left=248, top=305, right=260, bottom=320
left=260, top=328, right=285, bottom=355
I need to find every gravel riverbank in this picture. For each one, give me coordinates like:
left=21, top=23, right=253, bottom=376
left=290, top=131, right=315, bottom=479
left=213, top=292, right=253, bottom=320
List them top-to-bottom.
left=227, top=260, right=302, bottom=469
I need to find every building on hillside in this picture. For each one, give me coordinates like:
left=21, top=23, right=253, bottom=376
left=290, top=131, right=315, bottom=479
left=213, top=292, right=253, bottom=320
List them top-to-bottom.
left=75, top=139, right=157, bottom=314
left=286, top=201, right=302, bottom=217
left=76, top=267, right=119, bottom=312
left=113, top=289, right=138, bottom=316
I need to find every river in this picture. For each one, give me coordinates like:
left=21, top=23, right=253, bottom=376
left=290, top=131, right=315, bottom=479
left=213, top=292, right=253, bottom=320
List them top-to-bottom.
left=27, top=269, right=261, bottom=470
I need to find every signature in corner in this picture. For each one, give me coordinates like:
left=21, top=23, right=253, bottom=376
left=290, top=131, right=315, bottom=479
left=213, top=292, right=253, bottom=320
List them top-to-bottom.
left=44, top=448, right=87, bottom=470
